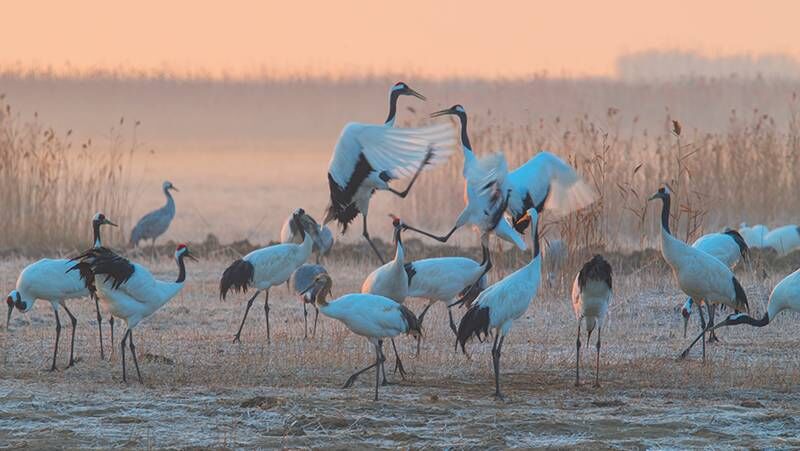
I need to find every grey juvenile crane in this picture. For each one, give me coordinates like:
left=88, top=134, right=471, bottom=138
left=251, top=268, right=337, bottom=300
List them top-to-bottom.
left=130, top=181, right=178, bottom=249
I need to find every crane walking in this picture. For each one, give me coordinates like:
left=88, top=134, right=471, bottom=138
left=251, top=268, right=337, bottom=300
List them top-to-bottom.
left=130, top=181, right=178, bottom=251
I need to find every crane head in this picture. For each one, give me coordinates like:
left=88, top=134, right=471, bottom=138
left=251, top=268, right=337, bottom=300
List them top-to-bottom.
left=392, top=82, right=426, bottom=101
left=431, top=104, right=466, bottom=119
left=163, top=181, right=179, bottom=192
left=648, top=186, right=671, bottom=202
left=92, top=212, right=118, bottom=227
left=388, top=214, right=403, bottom=228
left=175, top=244, right=198, bottom=262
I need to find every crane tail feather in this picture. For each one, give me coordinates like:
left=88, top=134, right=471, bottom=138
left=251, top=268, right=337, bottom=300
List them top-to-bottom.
left=219, top=259, right=255, bottom=301
left=456, top=304, right=490, bottom=354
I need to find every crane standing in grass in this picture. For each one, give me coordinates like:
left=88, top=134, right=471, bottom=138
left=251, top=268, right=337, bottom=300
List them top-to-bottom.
left=323, top=82, right=456, bottom=263
left=130, top=181, right=178, bottom=251
left=648, top=186, right=749, bottom=361
left=456, top=203, right=545, bottom=401
left=220, top=209, right=321, bottom=343
left=70, top=244, right=197, bottom=383
left=571, top=255, right=613, bottom=387
left=290, top=263, right=328, bottom=338
left=300, top=273, right=421, bottom=401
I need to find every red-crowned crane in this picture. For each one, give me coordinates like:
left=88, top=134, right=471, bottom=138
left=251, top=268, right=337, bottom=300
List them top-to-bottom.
left=323, top=82, right=456, bottom=264
left=403, top=105, right=594, bottom=248
left=648, top=187, right=749, bottom=361
left=456, top=205, right=545, bottom=401
left=220, top=209, right=321, bottom=343
left=280, top=212, right=334, bottom=263
left=6, top=213, right=117, bottom=369
left=361, top=214, right=412, bottom=382
left=764, top=225, right=800, bottom=256
left=680, top=229, right=749, bottom=340
left=404, top=237, right=491, bottom=354
left=70, top=244, right=197, bottom=383
left=571, top=255, right=613, bottom=387
left=300, top=273, right=421, bottom=401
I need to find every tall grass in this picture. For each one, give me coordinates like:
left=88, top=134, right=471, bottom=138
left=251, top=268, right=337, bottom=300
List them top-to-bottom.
left=406, top=94, right=800, bottom=254
left=0, top=97, right=136, bottom=252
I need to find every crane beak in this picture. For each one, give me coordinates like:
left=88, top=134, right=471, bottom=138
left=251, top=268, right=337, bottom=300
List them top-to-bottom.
left=406, top=87, right=426, bottom=101
left=430, top=108, right=454, bottom=118
left=171, top=186, right=180, bottom=192
left=514, top=211, right=532, bottom=228
left=104, top=219, right=118, bottom=227
left=185, top=251, right=199, bottom=262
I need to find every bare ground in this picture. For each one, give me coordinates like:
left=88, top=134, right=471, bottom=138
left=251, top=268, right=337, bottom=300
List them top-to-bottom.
left=2, top=251, right=800, bottom=449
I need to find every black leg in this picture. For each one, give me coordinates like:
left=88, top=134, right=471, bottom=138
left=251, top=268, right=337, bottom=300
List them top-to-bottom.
left=386, top=147, right=433, bottom=198
left=362, top=213, right=385, bottom=264
left=403, top=224, right=458, bottom=244
left=264, top=290, right=271, bottom=344
left=233, top=291, right=260, bottom=343
left=94, top=297, right=105, bottom=360
left=303, top=302, right=309, bottom=339
left=415, top=303, right=433, bottom=356
left=707, top=304, right=720, bottom=343
left=62, top=305, right=78, bottom=368
left=312, top=305, right=319, bottom=337
left=49, top=308, right=62, bottom=372
left=448, top=308, right=458, bottom=337
left=109, top=316, right=115, bottom=358
left=575, top=321, right=582, bottom=386
left=594, top=326, right=601, bottom=388
left=679, top=326, right=707, bottom=360
left=121, top=329, right=129, bottom=383
left=128, top=329, right=143, bottom=384
left=492, top=334, right=505, bottom=400
left=391, top=338, right=407, bottom=379
left=374, top=341, right=385, bottom=401
left=381, top=341, right=389, bottom=386
left=343, top=344, right=382, bottom=389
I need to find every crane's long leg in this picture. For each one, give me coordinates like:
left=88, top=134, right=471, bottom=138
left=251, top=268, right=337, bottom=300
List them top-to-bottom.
left=385, top=148, right=433, bottom=198
left=362, top=213, right=386, bottom=264
left=403, top=224, right=459, bottom=243
left=232, top=290, right=260, bottom=343
left=263, top=290, right=271, bottom=344
left=94, top=297, right=105, bottom=360
left=303, top=302, right=309, bottom=339
left=415, top=303, right=433, bottom=356
left=679, top=303, right=710, bottom=361
left=707, top=304, right=720, bottom=343
left=62, top=305, right=78, bottom=368
left=312, top=305, right=319, bottom=337
left=49, top=307, right=62, bottom=372
left=447, top=308, right=458, bottom=337
left=109, top=316, right=115, bottom=358
left=575, top=320, right=582, bottom=386
left=594, top=326, right=602, bottom=388
left=121, top=329, right=129, bottom=383
left=128, top=329, right=143, bottom=384
left=492, top=334, right=506, bottom=400
left=390, top=338, right=407, bottom=379
left=374, top=340, right=386, bottom=401
left=343, top=341, right=382, bottom=389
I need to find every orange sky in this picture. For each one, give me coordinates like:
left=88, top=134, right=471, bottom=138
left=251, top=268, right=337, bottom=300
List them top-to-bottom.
left=3, top=0, right=798, bottom=78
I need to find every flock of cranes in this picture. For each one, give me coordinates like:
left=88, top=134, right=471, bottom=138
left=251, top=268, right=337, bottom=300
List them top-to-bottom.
left=5, top=81, right=800, bottom=402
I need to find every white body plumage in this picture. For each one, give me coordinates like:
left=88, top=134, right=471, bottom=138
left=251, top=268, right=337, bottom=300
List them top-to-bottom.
left=764, top=225, right=800, bottom=256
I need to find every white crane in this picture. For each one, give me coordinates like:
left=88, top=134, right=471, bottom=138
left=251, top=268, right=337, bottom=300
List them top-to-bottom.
left=323, top=82, right=456, bottom=264
left=403, top=105, right=594, bottom=247
left=130, top=180, right=178, bottom=249
left=648, top=187, right=749, bottom=361
left=456, top=206, right=544, bottom=400
left=220, top=209, right=320, bottom=343
left=280, top=212, right=334, bottom=263
left=5, top=213, right=117, bottom=369
left=361, top=214, right=412, bottom=381
left=739, top=223, right=769, bottom=249
left=764, top=225, right=800, bottom=256
left=680, top=229, right=749, bottom=340
left=404, top=238, right=491, bottom=354
left=70, top=244, right=197, bottom=383
left=571, top=255, right=613, bottom=387
left=290, top=263, right=328, bottom=338
left=705, top=266, right=800, bottom=337
left=300, top=272, right=421, bottom=401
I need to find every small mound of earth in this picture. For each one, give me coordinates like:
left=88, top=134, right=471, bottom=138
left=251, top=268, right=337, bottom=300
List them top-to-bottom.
left=142, top=353, right=174, bottom=365
left=240, top=396, right=284, bottom=410
left=592, top=399, right=626, bottom=408
left=740, top=400, right=764, bottom=408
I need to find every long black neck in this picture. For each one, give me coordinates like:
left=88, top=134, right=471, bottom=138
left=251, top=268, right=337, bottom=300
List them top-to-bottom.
left=385, top=91, right=401, bottom=125
left=458, top=113, right=471, bottom=151
left=659, top=195, right=671, bottom=235
left=293, top=216, right=306, bottom=240
left=532, top=219, right=540, bottom=259
left=92, top=221, right=103, bottom=248
left=393, top=226, right=403, bottom=248
left=175, top=254, right=186, bottom=283
left=745, top=313, right=770, bottom=327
